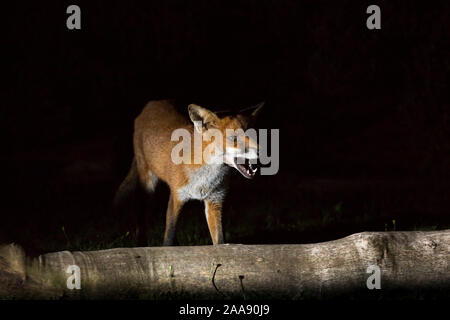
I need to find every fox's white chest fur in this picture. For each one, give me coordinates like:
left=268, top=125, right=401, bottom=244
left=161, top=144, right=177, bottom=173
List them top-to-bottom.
left=178, top=163, right=229, bottom=202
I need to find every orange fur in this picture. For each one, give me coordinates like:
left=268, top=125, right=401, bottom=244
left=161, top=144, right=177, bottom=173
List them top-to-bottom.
left=115, top=99, right=261, bottom=245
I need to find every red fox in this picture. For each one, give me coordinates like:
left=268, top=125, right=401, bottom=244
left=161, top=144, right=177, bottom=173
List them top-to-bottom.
left=114, top=100, right=263, bottom=246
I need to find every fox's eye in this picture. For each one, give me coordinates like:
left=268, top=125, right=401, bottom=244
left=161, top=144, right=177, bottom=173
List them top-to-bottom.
left=228, top=135, right=237, bottom=143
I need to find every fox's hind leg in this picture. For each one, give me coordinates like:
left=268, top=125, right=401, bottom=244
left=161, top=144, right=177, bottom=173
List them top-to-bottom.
left=134, top=157, right=159, bottom=246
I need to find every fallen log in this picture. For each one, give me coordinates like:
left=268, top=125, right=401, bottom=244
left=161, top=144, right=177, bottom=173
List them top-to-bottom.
left=1, top=230, right=449, bottom=299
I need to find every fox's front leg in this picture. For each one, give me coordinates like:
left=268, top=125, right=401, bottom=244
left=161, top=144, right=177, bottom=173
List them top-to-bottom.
left=163, top=192, right=184, bottom=246
left=204, top=200, right=224, bottom=245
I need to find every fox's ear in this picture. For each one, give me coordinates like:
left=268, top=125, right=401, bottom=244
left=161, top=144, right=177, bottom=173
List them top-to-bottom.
left=250, top=101, right=264, bottom=118
left=238, top=102, right=264, bottom=127
left=239, top=102, right=264, bottom=118
left=188, top=104, right=219, bottom=133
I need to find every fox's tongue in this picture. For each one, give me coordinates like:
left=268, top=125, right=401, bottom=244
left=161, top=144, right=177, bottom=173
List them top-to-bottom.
left=235, top=158, right=258, bottom=179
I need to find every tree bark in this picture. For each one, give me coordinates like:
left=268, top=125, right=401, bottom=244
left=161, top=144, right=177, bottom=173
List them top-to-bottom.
left=1, top=230, right=449, bottom=299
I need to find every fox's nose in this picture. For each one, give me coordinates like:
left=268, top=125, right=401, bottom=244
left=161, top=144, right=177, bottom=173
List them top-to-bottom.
left=245, top=145, right=258, bottom=154
left=246, top=146, right=259, bottom=155
left=244, top=147, right=259, bottom=160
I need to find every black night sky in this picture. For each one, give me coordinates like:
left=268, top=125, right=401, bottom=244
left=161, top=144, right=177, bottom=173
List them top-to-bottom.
left=2, top=1, right=449, bottom=255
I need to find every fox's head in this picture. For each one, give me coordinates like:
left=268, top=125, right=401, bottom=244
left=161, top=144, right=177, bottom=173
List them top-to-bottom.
left=188, top=103, right=264, bottom=179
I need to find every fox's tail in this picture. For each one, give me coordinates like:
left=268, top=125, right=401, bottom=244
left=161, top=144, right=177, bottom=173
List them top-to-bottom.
left=113, top=157, right=139, bottom=208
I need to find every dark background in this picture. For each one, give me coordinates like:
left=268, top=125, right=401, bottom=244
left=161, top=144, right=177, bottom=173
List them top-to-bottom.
left=2, top=1, right=449, bottom=255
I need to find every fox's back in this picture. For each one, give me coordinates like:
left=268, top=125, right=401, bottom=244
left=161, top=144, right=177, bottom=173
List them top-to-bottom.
left=133, top=100, right=194, bottom=189
left=135, top=100, right=189, bottom=142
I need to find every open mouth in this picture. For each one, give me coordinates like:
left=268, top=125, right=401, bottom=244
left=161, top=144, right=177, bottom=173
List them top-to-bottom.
left=234, top=157, right=258, bottom=179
